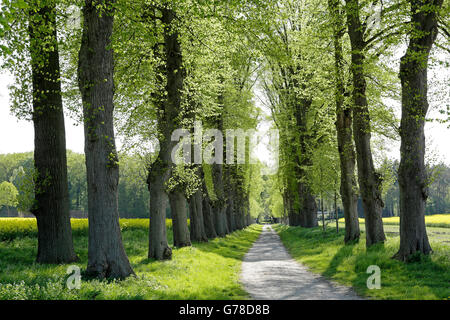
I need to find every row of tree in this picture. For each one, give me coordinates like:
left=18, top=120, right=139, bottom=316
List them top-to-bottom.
left=1, top=0, right=261, bottom=278
left=1, top=0, right=448, bottom=277
left=248, top=0, right=448, bottom=262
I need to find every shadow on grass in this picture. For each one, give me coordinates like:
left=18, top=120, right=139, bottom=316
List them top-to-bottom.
left=194, top=227, right=262, bottom=261
left=323, top=243, right=356, bottom=278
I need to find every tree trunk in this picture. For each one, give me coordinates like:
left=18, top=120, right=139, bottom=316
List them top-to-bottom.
left=78, top=0, right=134, bottom=278
left=329, top=0, right=360, bottom=243
left=345, top=0, right=385, bottom=247
left=394, top=0, right=442, bottom=261
left=28, top=3, right=78, bottom=264
left=161, top=7, right=191, bottom=248
left=293, top=97, right=317, bottom=229
left=147, top=152, right=172, bottom=260
left=211, top=162, right=227, bottom=236
left=301, top=183, right=318, bottom=228
left=189, top=188, right=208, bottom=242
left=287, top=189, right=300, bottom=226
left=169, top=190, right=191, bottom=247
left=335, top=190, right=339, bottom=233
left=202, top=194, right=217, bottom=238
left=321, top=194, right=325, bottom=231
left=226, top=195, right=236, bottom=232
left=233, top=196, right=242, bottom=230
left=213, top=206, right=227, bottom=236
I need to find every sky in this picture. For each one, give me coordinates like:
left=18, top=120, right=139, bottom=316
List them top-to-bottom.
left=0, top=72, right=85, bottom=154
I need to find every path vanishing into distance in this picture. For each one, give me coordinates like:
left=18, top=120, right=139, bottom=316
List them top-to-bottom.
left=240, top=225, right=362, bottom=300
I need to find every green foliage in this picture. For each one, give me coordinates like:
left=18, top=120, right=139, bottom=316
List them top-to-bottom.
left=9, top=166, right=35, bottom=213
left=0, top=181, right=18, bottom=209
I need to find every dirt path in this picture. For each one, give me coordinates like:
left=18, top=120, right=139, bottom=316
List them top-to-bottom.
left=240, top=225, right=362, bottom=300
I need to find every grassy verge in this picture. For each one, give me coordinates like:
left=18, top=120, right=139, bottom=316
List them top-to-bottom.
left=0, top=219, right=262, bottom=300
left=274, top=224, right=449, bottom=300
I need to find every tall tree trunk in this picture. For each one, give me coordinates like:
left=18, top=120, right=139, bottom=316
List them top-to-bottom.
left=78, top=0, right=134, bottom=278
left=329, top=0, right=360, bottom=243
left=345, top=0, right=385, bottom=246
left=394, top=0, right=442, bottom=261
left=28, top=2, right=78, bottom=264
left=161, top=7, right=191, bottom=248
left=293, top=98, right=318, bottom=228
left=147, top=150, right=172, bottom=260
left=211, top=162, right=227, bottom=236
left=300, top=183, right=318, bottom=228
left=189, top=188, right=208, bottom=242
left=287, top=188, right=300, bottom=226
left=335, top=189, right=339, bottom=233
left=169, top=190, right=191, bottom=247
left=202, top=192, right=217, bottom=238
left=233, top=193, right=242, bottom=230
left=226, top=195, right=236, bottom=232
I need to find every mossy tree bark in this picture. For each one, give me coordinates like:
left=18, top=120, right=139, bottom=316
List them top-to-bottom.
left=78, top=0, right=134, bottom=278
left=328, top=0, right=360, bottom=243
left=345, top=0, right=385, bottom=246
left=394, top=0, right=442, bottom=261
left=28, top=2, right=78, bottom=264
left=161, top=7, right=191, bottom=248
left=147, top=149, right=172, bottom=260
left=189, top=187, right=208, bottom=242
left=202, top=190, right=217, bottom=239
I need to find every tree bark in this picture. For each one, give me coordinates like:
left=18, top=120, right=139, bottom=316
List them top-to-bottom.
left=78, top=0, right=134, bottom=278
left=329, top=0, right=360, bottom=243
left=345, top=0, right=385, bottom=246
left=394, top=0, right=442, bottom=261
left=28, top=3, right=78, bottom=264
left=161, top=7, right=191, bottom=247
left=293, top=97, right=318, bottom=229
left=147, top=151, right=172, bottom=260
left=211, top=162, right=228, bottom=236
left=300, top=182, right=318, bottom=228
left=189, top=187, right=208, bottom=242
left=286, top=188, right=301, bottom=226
left=169, top=190, right=191, bottom=247
left=202, top=192, right=217, bottom=238
left=226, top=195, right=236, bottom=232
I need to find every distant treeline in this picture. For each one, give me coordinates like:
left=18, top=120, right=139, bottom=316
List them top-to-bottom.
left=0, top=151, right=149, bottom=218
left=380, top=160, right=450, bottom=217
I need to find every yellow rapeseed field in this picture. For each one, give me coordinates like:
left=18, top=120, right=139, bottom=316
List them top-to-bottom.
left=338, top=214, right=450, bottom=228
left=0, top=218, right=173, bottom=241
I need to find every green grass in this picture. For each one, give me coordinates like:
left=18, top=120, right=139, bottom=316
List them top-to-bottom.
left=0, top=219, right=262, bottom=300
left=274, top=224, right=450, bottom=300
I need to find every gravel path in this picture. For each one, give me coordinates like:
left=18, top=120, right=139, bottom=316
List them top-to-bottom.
left=240, top=225, right=362, bottom=300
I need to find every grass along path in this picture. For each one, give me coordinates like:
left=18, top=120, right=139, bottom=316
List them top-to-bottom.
left=0, top=219, right=262, bottom=300
left=274, top=224, right=449, bottom=300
